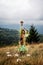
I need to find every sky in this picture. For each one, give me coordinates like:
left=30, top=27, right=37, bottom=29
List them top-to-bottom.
left=0, top=0, right=43, bottom=25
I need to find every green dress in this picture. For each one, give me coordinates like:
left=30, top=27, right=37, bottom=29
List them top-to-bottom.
left=18, top=45, right=27, bottom=52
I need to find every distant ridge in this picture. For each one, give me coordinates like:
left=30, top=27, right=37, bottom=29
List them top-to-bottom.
left=0, top=24, right=43, bottom=34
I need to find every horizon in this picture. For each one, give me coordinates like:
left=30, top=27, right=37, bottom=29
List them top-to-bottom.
left=0, top=24, right=43, bottom=34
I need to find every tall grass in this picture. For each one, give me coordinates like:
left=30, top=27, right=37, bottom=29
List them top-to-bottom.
left=0, top=43, right=43, bottom=65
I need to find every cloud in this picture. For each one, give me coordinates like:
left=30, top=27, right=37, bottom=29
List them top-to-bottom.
left=0, top=0, right=43, bottom=24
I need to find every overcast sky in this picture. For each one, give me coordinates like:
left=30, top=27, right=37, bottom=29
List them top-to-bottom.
left=0, top=0, right=43, bottom=25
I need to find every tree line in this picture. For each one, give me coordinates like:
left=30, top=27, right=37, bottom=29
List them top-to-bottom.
left=0, top=25, right=43, bottom=47
left=0, top=28, right=20, bottom=47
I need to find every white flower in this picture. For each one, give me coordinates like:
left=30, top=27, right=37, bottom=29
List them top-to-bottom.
left=6, top=52, right=10, bottom=54
left=6, top=52, right=12, bottom=57
left=15, top=53, right=19, bottom=57
left=7, top=54, right=12, bottom=57
left=27, top=54, right=31, bottom=57
left=17, top=58, right=21, bottom=62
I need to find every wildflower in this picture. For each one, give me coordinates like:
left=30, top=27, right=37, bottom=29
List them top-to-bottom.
left=6, top=52, right=10, bottom=54
left=15, top=53, right=19, bottom=57
left=7, top=54, right=12, bottom=57
left=27, top=54, right=31, bottom=57
left=17, top=58, right=21, bottom=62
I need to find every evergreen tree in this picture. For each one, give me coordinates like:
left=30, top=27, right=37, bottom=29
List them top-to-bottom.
left=26, top=25, right=40, bottom=44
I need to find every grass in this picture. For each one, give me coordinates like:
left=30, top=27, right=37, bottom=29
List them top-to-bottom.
left=0, top=43, right=43, bottom=65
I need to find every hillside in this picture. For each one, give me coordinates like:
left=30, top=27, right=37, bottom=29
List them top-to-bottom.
left=0, top=24, right=43, bottom=34
left=0, top=27, right=43, bottom=47
left=0, top=28, right=19, bottom=47
left=0, top=28, right=43, bottom=65
left=0, top=43, right=43, bottom=65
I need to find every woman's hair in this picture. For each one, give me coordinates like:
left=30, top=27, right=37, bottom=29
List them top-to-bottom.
left=21, top=29, right=25, bottom=34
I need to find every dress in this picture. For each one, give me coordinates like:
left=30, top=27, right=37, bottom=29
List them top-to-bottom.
left=18, top=45, right=27, bottom=52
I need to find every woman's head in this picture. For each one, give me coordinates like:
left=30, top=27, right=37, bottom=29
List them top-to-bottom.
left=21, top=29, right=25, bottom=34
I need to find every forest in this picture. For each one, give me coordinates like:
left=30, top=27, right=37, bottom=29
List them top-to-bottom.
left=0, top=27, right=43, bottom=47
left=0, top=28, right=19, bottom=47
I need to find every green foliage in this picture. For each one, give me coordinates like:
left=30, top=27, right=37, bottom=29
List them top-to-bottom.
left=26, top=25, right=40, bottom=43
left=0, top=28, right=19, bottom=47
left=39, top=34, right=43, bottom=43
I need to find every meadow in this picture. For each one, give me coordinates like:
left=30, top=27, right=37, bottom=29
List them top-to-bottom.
left=0, top=43, right=43, bottom=65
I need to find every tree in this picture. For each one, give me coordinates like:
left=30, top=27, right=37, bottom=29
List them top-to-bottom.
left=26, top=25, right=40, bottom=44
